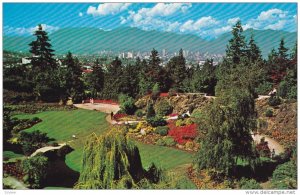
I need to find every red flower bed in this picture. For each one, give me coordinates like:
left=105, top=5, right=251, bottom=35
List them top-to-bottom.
left=159, top=93, right=169, bottom=97
left=84, top=99, right=119, bottom=105
left=113, top=113, right=127, bottom=121
left=168, top=113, right=178, bottom=117
left=167, top=121, right=198, bottom=144
left=3, top=162, right=24, bottom=180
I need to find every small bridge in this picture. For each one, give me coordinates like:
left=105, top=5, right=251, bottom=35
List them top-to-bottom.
left=30, top=143, right=67, bottom=157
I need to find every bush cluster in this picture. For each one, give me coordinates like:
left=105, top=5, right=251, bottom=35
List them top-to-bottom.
left=118, top=94, right=137, bottom=115
left=268, top=96, right=281, bottom=107
left=154, top=99, right=173, bottom=116
left=265, top=108, right=273, bottom=117
left=146, top=117, right=167, bottom=127
left=154, top=126, right=169, bottom=136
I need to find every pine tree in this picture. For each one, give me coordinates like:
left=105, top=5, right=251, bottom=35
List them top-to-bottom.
left=225, top=20, right=247, bottom=65
left=29, top=24, right=56, bottom=71
left=29, top=24, right=62, bottom=102
left=247, top=34, right=262, bottom=63
left=165, top=49, right=187, bottom=92
left=64, top=52, right=85, bottom=102
left=102, top=57, right=123, bottom=99
left=88, top=59, right=104, bottom=98
left=191, top=59, right=217, bottom=95
left=196, top=65, right=259, bottom=176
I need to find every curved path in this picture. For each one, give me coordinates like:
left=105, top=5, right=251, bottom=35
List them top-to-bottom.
left=74, top=103, right=120, bottom=114
left=74, top=103, right=285, bottom=154
left=252, top=134, right=285, bottom=155
left=30, top=143, right=67, bottom=157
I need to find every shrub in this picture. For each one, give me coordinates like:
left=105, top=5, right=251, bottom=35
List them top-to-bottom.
left=278, top=80, right=289, bottom=98
left=255, top=81, right=273, bottom=95
left=151, top=83, right=160, bottom=99
left=288, top=86, right=297, bottom=100
left=168, top=88, right=177, bottom=97
left=118, top=94, right=137, bottom=115
left=268, top=96, right=281, bottom=107
left=154, top=100, right=173, bottom=116
left=146, top=102, right=155, bottom=119
left=135, top=109, right=144, bottom=118
left=265, top=109, right=273, bottom=117
left=146, top=117, right=167, bottom=127
left=175, top=119, right=184, bottom=127
left=168, top=122, right=198, bottom=144
left=154, top=126, right=169, bottom=136
left=163, top=137, right=176, bottom=147
left=256, top=137, right=271, bottom=158
left=156, top=138, right=166, bottom=146
left=185, top=141, right=194, bottom=150
left=22, top=155, right=49, bottom=188
left=271, top=161, right=297, bottom=189
left=238, top=178, right=262, bottom=189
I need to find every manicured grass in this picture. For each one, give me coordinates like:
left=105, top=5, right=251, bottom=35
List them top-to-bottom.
left=15, top=108, right=195, bottom=185
left=15, top=109, right=109, bottom=172
left=15, top=109, right=109, bottom=142
left=134, top=141, right=194, bottom=170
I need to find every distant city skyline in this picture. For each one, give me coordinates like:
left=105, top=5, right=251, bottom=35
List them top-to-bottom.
left=3, top=3, right=297, bottom=40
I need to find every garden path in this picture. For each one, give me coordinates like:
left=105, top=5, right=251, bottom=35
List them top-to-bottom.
left=252, top=133, right=285, bottom=155
left=30, top=143, right=67, bottom=157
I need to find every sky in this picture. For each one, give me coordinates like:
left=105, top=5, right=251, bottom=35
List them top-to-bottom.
left=3, top=3, right=298, bottom=40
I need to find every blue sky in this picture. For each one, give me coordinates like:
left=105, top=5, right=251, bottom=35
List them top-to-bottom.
left=3, top=3, right=297, bottom=40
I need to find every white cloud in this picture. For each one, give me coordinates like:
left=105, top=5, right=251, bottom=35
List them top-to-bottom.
left=87, top=3, right=131, bottom=16
left=120, top=3, right=191, bottom=33
left=141, top=3, right=191, bottom=17
left=245, top=8, right=295, bottom=31
left=257, top=9, right=287, bottom=21
left=79, top=12, right=83, bottom=17
left=179, top=16, right=219, bottom=33
left=227, top=17, right=240, bottom=25
left=265, top=20, right=287, bottom=30
left=4, top=24, right=59, bottom=36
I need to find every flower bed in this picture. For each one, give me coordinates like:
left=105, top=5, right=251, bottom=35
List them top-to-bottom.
left=84, top=99, right=118, bottom=105
left=113, top=113, right=127, bottom=121
left=168, top=113, right=178, bottom=117
left=168, top=121, right=198, bottom=144
left=3, top=161, right=24, bottom=181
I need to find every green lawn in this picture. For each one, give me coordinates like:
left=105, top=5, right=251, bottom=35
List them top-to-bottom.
left=15, top=108, right=195, bottom=188
left=15, top=109, right=109, bottom=172
left=134, top=141, right=194, bottom=170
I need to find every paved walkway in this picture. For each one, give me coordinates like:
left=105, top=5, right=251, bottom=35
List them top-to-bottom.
left=74, top=103, right=120, bottom=114
left=252, top=134, right=285, bottom=155
left=30, top=143, right=67, bottom=157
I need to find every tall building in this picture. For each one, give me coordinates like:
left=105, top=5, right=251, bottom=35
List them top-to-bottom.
left=162, top=49, right=167, bottom=57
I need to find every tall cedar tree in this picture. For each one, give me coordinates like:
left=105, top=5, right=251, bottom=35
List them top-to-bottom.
left=225, top=20, right=247, bottom=65
left=197, top=21, right=259, bottom=176
left=29, top=24, right=56, bottom=71
left=29, top=24, right=62, bottom=102
left=247, top=34, right=263, bottom=64
left=147, top=49, right=167, bottom=91
left=166, top=49, right=187, bottom=92
left=64, top=52, right=85, bottom=102
left=102, top=57, right=123, bottom=99
left=88, top=59, right=104, bottom=98
left=138, top=59, right=152, bottom=95
left=191, top=59, right=217, bottom=95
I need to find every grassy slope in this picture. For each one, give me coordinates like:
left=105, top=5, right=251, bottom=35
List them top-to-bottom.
left=15, top=109, right=194, bottom=174
left=15, top=109, right=109, bottom=172
left=135, top=141, right=194, bottom=170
